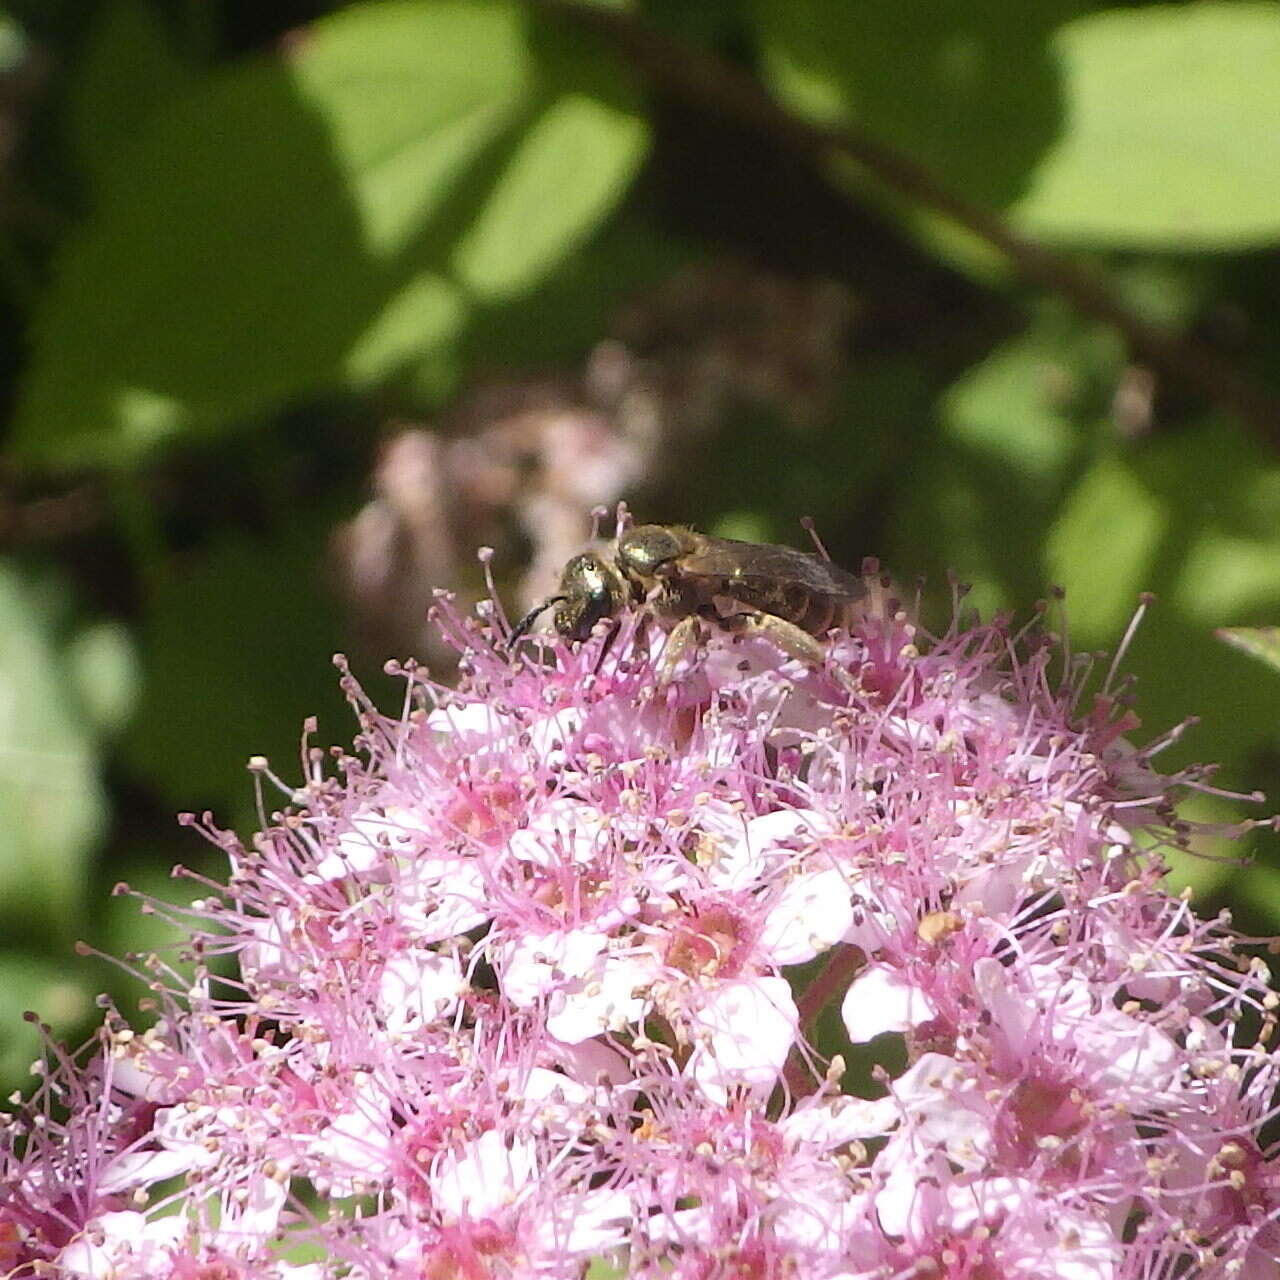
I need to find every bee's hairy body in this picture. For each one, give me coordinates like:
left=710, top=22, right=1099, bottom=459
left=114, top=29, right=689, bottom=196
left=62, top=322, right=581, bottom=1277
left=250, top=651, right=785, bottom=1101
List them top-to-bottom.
left=512, top=524, right=872, bottom=688
left=696, top=567, right=857, bottom=637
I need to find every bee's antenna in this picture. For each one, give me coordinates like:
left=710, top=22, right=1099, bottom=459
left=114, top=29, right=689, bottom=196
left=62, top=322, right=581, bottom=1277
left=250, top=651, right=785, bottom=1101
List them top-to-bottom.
left=589, top=505, right=610, bottom=540
left=800, top=516, right=832, bottom=562
left=508, top=597, right=565, bottom=648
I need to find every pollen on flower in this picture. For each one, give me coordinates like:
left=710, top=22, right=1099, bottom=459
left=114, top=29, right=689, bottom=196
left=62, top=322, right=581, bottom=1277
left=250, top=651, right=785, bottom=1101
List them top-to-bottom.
left=2, top=554, right=1278, bottom=1279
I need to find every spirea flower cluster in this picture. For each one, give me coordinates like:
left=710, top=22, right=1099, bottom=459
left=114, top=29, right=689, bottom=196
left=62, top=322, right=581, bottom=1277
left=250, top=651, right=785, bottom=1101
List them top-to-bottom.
left=3, top=554, right=1280, bottom=1279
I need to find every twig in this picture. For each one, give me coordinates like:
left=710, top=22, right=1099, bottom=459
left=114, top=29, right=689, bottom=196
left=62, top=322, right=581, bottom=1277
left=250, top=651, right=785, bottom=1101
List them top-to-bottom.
left=533, top=0, right=1280, bottom=442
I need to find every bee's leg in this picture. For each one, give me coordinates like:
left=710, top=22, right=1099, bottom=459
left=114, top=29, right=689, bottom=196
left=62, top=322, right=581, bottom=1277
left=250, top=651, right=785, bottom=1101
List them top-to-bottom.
left=720, top=611, right=825, bottom=666
left=720, top=612, right=858, bottom=695
left=657, top=614, right=704, bottom=685
left=591, top=618, right=623, bottom=675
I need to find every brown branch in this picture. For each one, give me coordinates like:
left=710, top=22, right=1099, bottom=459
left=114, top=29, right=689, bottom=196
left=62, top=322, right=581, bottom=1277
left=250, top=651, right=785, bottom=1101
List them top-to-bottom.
left=534, top=0, right=1280, bottom=443
left=0, top=482, right=102, bottom=546
left=781, top=943, right=866, bottom=1099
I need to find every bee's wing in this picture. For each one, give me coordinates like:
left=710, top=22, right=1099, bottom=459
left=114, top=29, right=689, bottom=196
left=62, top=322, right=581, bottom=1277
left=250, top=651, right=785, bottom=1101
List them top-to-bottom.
left=678, top=537, right=868, bottom=602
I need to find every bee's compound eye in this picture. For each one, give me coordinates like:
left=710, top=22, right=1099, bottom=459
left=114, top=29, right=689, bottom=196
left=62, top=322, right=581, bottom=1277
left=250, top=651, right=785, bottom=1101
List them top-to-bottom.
left=617, top=526, right=684, bottom=578
left=554, top=554, right=620, bottom=641
left=554, top=591, right=613, bottom=641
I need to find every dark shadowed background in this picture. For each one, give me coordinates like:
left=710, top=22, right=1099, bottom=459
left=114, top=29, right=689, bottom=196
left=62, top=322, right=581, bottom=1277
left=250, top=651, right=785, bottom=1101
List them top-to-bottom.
left=0, top=0, right=1277, bottom=1088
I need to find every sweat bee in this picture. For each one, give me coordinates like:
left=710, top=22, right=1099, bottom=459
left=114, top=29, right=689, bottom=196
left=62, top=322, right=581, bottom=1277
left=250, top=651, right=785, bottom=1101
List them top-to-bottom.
left=510, top=523, right=877, bottom=687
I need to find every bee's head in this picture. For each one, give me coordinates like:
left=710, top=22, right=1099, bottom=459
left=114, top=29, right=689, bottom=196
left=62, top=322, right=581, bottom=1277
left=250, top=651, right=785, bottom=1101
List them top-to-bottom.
left=510, top=552, right=628, bottom=647
left=551, top=553, right=627, bottom=641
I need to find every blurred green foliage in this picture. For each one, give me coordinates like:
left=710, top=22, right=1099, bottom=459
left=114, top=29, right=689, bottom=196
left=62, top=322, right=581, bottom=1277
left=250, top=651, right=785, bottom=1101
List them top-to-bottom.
left=0, top=0, right=1277, bottom=1088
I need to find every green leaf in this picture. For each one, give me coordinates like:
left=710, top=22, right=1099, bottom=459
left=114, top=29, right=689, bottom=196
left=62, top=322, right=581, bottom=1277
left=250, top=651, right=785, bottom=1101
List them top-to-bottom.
left=15, top=0, right=647, bottom=469
left=65, top=0, right=195, bottom=192
left=752, top=0, right=1070, bottom=209
left=754, top=0, right=1280, bottom=250
left=1014, top=4, right=1280, bottom=248
left=0, top=10, right=30, bottom=76
left=451, top=90, right=646, bottom=300
left=456, top=211, right=688, bottom=374
left=342, top=271, right=466, bottom=390
left=893, top=303, right=1124, bottom=623
left=942, top=303, right=1116, bottom=484
left=900, top=308, right=1280, bottom=790
left=1053, top=422, right=1280, bottom=774
left=1045, top=453, right=1168, bottom=643
left=122, top=528, right=351, bottom=812
left=1176, top=537, right=1280, bottom=624
left=0, top=565, right=107, bottom=941
left=64, top=619, right=141, bottom=736
left=1218, top=627, right=1280, bottom=676
left=1155, top=793, right=1252, bottom=903
left=96, top=850, right=223, bottom=996
left=1239, top=863, right=1280, bottom=934
left=0, top=954, right=94, bottom=1088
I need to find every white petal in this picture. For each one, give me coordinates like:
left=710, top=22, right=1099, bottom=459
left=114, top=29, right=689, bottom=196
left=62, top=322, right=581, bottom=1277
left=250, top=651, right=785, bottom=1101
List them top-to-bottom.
left=425, top=700, right=506, bottom=744
left=525, top=707, right=583, bottom=768
left=507, top=800, right=604, bottom=867
left=314, top=803, right=430, bottom=880
left=712, top=809, right=824, bottom=887
left=399, top=858, right=492, bottom=943
left=760, top=868, right=854, bottom=964
left=842, top=882, right=899, bottom=952
left=499, top=929, right=609, bottom=1007
left=379, top=950, right=464, bottom=1031
left=546, top=952, right=654, bottom=1043
left=972, top=956, right=1037, bottom=1053
left=841, top=964, right=936, bottom=1043
left=686, top=976, right=797, bottom=1100
left=554, top=1037, right=631, bottom=1087
left=890, top=1053, right=993, bottom=1169
left=521, top=1066, right=591, bottom=1108
left=778, top=1095, right=899, bottom=1148
left=312, top=1098, right=392, bottom=1184
left=435, top=1131, right=537, bottom=1219
left=98, top=1145, right=199, bottom=1193
left=872, top=1150, right=948, bottom=1238
left=216, top=1172, right=288, bottom=1242
left=772, top=1172, right=868, bottom=1254
left=541, top=1187, right=634, bottom=1254
left=58, top=1212, right=186, bottom=1278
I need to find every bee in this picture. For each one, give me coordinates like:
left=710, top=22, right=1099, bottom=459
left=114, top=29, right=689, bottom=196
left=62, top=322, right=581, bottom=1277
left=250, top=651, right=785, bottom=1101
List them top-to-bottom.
left=510, top=523, right=876, bottom=687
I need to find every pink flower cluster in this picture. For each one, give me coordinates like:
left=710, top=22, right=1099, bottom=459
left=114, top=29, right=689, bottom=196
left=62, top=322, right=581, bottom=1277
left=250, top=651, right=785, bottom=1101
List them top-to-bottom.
left=3, top=559, right=1279, bottom=1278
